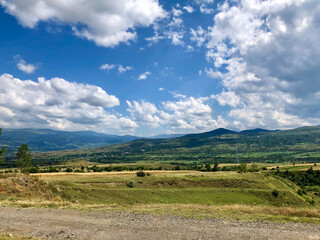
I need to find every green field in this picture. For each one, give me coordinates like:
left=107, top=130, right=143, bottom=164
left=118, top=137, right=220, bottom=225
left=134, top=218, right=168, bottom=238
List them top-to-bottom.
left=1, top=170, right=320, bottom=224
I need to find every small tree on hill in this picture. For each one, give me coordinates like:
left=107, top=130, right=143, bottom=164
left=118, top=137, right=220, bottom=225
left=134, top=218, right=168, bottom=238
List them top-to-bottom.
left=16, top=144, right=32, bottom=172
left=238, top=162, right=247, bottom=173
left=205, top=163, right=211, bottom=171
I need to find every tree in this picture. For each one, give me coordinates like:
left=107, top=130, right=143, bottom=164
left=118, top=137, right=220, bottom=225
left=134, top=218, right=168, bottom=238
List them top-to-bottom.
left=0, top=128, right=7, bottom=164
left=16, top=144, right=32, bottom=172
left=212, top=162, right=219, bottom=172
left=238, top=162, right=247, bottom=173
left=205, top=163, right=211, bottom=171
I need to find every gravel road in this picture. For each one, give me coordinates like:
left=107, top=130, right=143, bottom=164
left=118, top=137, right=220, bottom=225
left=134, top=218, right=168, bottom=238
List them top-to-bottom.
left=0, top=207, right=319, bottom=240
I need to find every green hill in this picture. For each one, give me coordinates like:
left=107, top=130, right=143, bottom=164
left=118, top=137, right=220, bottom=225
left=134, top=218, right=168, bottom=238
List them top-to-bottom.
left=29, top=126, right=320, bottom=165
left=0, top=128, right=139, bottom=154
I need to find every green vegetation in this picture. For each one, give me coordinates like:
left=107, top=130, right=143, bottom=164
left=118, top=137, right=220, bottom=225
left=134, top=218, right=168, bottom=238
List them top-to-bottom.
left=28, top=126, right=320, bottom=166
left=16, top=144, right=32, bottom=172
left=277, top=168, right=320, bottom=193
left=1, top=170, right=320, bottom=223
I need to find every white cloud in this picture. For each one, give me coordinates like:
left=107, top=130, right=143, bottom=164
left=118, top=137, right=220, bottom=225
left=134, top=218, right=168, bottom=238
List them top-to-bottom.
left=0, top=0, right=166, bottom=47
left=195, top=0, right=214, bottom=4
left=204, top=0, right=320, bottom=130
left=146, top=4, right=185, bottom=47
left=200, top=4, right=214, bottom=14
left=183, top=6, right=194, bottom=13
left=172, top=7, right=183, bottom=17
left=190, top=26, right=207, bottom=47
left=166, top=31, right=184, bottom=46
left=17, top=59, right=36, bottom=74
left=100, top=64, right=116, bottom=71
left=100, top=64, right=133, bottom=73
left=118, top=65, right=133, bottom=73
left=205, top=68, right=223, bottom=79
left=138, top=71, right=151, bottom=80
left=0, top=73, right=137, bottom=134
left=158, top=87, right=164, bottom=91
left=169, top=91, right=187, bottom=99
left=127, top=97, right=228, bottom=133
left=127, top=100, right=162, bottom=127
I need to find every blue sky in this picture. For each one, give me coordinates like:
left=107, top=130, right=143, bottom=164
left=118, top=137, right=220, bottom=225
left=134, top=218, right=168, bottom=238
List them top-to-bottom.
left=0, top=0, right=320, bottom=136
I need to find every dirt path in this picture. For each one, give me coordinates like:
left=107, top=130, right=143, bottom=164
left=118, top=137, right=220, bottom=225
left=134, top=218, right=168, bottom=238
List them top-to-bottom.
left=0, top=207, right=320, bottom=240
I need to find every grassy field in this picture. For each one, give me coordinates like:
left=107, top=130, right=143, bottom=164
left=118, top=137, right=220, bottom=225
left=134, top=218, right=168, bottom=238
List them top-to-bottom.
left=1, top=169, right=320, bottom=224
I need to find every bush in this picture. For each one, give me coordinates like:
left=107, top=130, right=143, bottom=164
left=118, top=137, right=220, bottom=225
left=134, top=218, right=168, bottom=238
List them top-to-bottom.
left=28, top=167, right=40, bottom=173
left=65, top=168, right=73, bottom=172
left=136, top=171, right=146, bottom=177
left=147, top=172, right=151, bottom=176
left=127, top=180, right=136, bottom=188
left=272, top=189, right=279, bottom=198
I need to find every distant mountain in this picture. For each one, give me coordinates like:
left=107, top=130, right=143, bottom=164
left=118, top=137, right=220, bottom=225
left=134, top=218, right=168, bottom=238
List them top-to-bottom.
left=31, top=125, right=320, bottom=165
left=0, top=128, right=139, bottom=154
left=182, top=128, right=237, bottom=139
left=240, top=128, right=275, bottom=135
left=148, top=134, right=185, bottom=139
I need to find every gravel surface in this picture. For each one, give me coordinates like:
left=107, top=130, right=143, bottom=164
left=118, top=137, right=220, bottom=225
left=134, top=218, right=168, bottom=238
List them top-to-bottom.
left=0, top=207, right=320, bottom=239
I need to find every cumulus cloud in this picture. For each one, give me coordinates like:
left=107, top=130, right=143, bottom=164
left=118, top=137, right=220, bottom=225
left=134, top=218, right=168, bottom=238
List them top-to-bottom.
left=0, top=0, right=166, bottom=47
left=204, top=0, right=320, bottom=129
left=14, top=56, right=38, bottom=74
left=17, top=59, right=36, bottom=74
left=138, top=71, right=151, bottom=80
left=0, top=73, right=137, bottom=133
left=127, top=96, right=228, bottom=133
left=126, top=100, right=162, bottom=127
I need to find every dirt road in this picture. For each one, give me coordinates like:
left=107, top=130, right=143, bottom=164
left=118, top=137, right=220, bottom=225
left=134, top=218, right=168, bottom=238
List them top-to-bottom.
left=0, top=207, right=319, bottom=240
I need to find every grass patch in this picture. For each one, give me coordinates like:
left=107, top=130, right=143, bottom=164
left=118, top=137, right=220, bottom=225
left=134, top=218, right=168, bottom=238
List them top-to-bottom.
left=1, top=171, right=319, bottom=224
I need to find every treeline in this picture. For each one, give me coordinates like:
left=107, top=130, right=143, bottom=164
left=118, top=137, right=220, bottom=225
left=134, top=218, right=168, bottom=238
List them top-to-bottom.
left=26, top=162, right=261, bottom=174
left=277, top=167, right=320, bottom=188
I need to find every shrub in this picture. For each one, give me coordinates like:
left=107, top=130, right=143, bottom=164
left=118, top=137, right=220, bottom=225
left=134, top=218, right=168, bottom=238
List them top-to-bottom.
left=238, top=162, right=247, bottom=173
left=28, top=167, right=40, bottom=173
left=65, top=168, right=73, bottom=172
left=136, top=171, right=146, bottom=177
left=147, top=172, right=151, bottom=176
left=127, top=180, right=136, bottom=188
left=272, top=189, right=279, bottom=198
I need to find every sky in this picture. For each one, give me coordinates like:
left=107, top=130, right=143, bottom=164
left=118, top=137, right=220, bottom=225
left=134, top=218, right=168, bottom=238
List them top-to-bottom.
left=0, top=0, right=320, bottom=137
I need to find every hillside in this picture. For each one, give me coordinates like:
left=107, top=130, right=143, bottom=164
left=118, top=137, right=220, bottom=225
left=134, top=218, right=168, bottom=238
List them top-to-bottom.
left=28, top=126, right=320, bottom=165
left=0, top=128, right=139, bottom=154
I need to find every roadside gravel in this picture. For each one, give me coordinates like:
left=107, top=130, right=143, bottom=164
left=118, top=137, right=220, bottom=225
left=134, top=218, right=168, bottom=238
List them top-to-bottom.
left=0, top=207, right=319, bottom=239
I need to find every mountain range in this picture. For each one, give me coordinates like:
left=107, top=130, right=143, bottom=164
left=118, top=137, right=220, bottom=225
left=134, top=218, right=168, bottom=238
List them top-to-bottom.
left=27, top=126, right=320, bottom=165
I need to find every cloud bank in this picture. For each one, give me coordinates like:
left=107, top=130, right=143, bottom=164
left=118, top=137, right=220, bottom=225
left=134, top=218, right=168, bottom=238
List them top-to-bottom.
left=0, top=0, right=166, bottom=47
left=197, top=0, right=320, bottom=130
left=0, top=74, right=136, bottom=134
